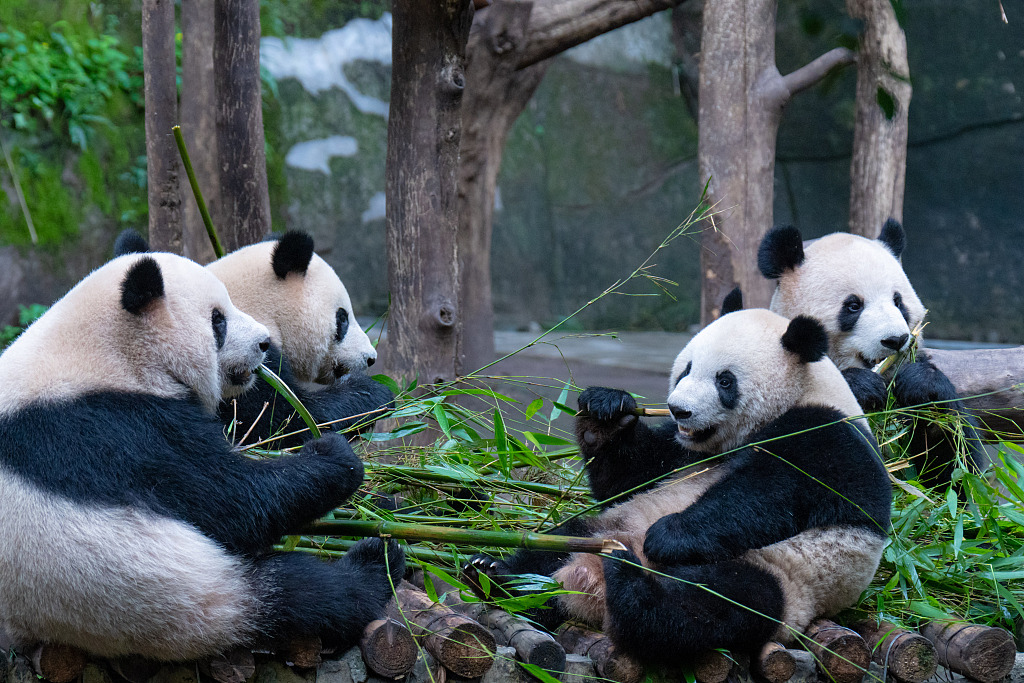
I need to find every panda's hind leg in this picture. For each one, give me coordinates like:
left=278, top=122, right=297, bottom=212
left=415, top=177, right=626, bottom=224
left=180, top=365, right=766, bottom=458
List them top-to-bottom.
left=253, top=539, right=405, bottom=651
left=602, top=550, right=783, bottom=666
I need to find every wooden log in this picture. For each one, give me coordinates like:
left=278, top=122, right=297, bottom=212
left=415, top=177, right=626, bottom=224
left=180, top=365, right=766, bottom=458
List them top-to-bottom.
left=927, top=347, right=1024, bottom=441
left=390, top=581, right=496, bottom=678
left=453, top=603, right=566, bottom=675
left=360, top=618, right=418, bottom=679
left=804, top=619, right=870, bottom=683
left=850, top=620, right=936, bottom=683
left=920, top=621, right=1016, bottom=683
left=556, top=625, right=643, bottom=683
left=282, top=635, right=322, bottom=669
left=755, top=642, right=797, bottom=683
left=29, top=644, right=88, bottom=683
left=199, top=648, right=256, bottom=683
left=694, top=650, right=734, bottom=683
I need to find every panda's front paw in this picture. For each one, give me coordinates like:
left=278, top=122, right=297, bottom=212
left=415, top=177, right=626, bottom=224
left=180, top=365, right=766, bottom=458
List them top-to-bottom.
left=894, top=359, right=958, bottom=407
left=842, top=367, right=889, bottom=413
left=339, top=373, right=396, bottom=433
left=576, top=387, right=638, bottom=449
left=303, top=432, right=365, bottom=492
left=642, top=515, right=700, bottom=566
left=462, top=554, right=513, bottom=600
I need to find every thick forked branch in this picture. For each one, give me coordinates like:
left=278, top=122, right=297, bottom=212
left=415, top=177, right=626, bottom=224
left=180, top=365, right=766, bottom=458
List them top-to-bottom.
left=517, top=0, right=683, bottom=69
left=781, top=47, right=856, bottom=98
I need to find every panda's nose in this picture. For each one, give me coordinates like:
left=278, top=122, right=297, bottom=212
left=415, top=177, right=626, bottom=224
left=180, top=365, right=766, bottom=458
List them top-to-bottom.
left=881, top=334, right=909, bottom=351
left=258, top=338, right=270, bottom=352
left=365, top=355, right=376, bottom=368
left=670, top=405, right=692, bottom=421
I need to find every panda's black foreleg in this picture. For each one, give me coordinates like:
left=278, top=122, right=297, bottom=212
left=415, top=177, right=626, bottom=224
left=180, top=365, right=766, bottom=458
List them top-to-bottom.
left=894, top=354, right=986, bottom=488
left=842, top=367, right=889, bottom=413
left=299, top=372, right=395, bottom=439
left=576, top=387, right=691, bottom=505
left=252, top=538, right=405, bottom=651
left=602, top=550, right=784, bottom=666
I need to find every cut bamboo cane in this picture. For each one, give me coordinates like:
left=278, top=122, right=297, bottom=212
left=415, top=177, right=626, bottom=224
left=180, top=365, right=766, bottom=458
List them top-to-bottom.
left=633, top=407, right=671, bottom=417
left=367, top=462, right=588, bottom=497
left=305, top=519, right=627, bottom=554
left=389, top=581, right=496, bottom=678
left=454, top=603, right=566, bottom=675
left=360, top=618, right=418, bottom=679
left=804, top=619, right=870, bottom=683
left=850, top=620, right=936, bottom=683
left=920, top=621, right=1015, bottom=683
left=556, top=625, right=643, bottom=683
left=282, top=636, right=322, bottom=669
left=755, top=642, right=797, bottom=683
left=29, top=643, right=88, bottom=683
left=694, top=650, right=733, bottom=683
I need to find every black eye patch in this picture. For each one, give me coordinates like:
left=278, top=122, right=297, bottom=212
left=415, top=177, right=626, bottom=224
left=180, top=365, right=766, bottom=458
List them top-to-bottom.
left=893, top=291, right=909, bottom=323
left=838, top=294, right=864, bottom=332
left=335, top=308, right=350, bottom=343
left=212, top=309, right=227, bottom=350
left=673, top=361, right=692, bottom=386
left=715, top=370, right=739, bottom=409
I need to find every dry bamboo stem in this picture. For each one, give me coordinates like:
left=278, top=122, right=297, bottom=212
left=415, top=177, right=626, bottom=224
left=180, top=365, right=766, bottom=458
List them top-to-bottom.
left=454, top=603, right=566, bottom=675
left=360, top=618, right=418, bottom=678
left=804, top=619, right=870, bottom=683
left=850, top=620, right=936, bottom=683
left=920, top=621, right=1015, bottom=683
left=556, top=625, right=643, bottom=683
left=755, top=642, right=797, bottom=683
left=694, top=650, right=733, bottom=683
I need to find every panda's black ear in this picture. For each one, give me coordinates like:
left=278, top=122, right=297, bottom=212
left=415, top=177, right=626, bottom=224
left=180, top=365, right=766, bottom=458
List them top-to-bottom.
left=878, top=218, right=905, bottom=258
left=758, top=225, right=805, bottom=279
left=113, top=228, right=151, bottom=257
left=272, top=231, right=315, bottom=279
left=121, top=257, right=165, bottom=315
left=721, top=287, right=743, bottom=316
left=781, top=315, right=828, bottom=364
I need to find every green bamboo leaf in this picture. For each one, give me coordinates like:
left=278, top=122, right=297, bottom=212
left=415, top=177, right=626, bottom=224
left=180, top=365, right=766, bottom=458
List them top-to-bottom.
left=256, top=364, right=321, bottom=439
left=549, top=382, right=571, bottom=422
left=524, top=398, right=544, bottom=420
left=433, top=402, right=451, bottom=437
left=494, top=408, right=509, bottom=472
left=523, top=432, right=572, bottom=447
left=946, top=487, right=958, bottom=519
left=953, top=518, right=963, bottom=558
left=517, top=661, right=562, bottom=683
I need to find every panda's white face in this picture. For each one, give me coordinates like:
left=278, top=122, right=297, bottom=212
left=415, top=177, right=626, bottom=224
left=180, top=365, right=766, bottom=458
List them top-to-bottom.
left=770, top=234, right=925, bottom=371
left=206, top=237, right=378, bottom=390
left=0, top=254, right=270, bottom=415
left=666, top=309, right=860, bottom=454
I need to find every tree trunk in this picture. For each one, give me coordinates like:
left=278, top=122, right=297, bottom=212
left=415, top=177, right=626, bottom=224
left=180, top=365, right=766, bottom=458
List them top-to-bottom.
left=142, top=0, right=182, bottom=253
left=181, top=0, right=219, bottom=263
left=214, top=0, right=271, bottom=252
left=384, top=0, right=474, bottom=384
left=697, top=0, right=854, bottom=322
left=847, top=0, right=911, bottom=238
left=457, top=1, right=547, bottom=374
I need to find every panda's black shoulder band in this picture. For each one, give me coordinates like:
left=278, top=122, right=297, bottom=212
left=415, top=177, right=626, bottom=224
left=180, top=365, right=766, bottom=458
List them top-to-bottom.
left=878, top=218, right=905, bottom=258
left=757, top=225, right=805, bottom=279
left=113, top=228, right=151, bottom=257
left=272, top=231, right=316, bottom=279
left=121, top=257, right=165, bottom=315
left=721, top=287, right=743, bottom=316
left=781, top=315, right=828, bottom=363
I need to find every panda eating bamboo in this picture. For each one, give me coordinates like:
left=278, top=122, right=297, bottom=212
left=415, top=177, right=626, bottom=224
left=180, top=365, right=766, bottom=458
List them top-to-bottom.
left=466, top=305, right=891, bottom=666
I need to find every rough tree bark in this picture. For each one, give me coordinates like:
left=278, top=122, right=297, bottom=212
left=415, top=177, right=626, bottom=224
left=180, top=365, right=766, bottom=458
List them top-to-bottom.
left=142, top=0, right=182, bottom=253
left=181, top=0, right=219, bottom=263
left=214, top=0, right=271, bottom=252
left=384, top=0, right=474, bottom=384
left=456, top=0, right=684, bottom=374
left=697, top=0, right=854, bottom=322
left=847, top=0, right=911, bottom=237
left=457, top=2, right=547, bottom=374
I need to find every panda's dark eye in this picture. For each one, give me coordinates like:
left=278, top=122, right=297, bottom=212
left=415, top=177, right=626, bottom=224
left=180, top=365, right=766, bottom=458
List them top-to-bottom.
left=838, top=294, right=864, bottom=333
left=843, top=297, right=863, bottom=313
left=211, top=308, right=227, bottom=350
left=335, top=308, right=350, bottom=343
left=673, top=361, right=692, bottom=386
left=715, top=370, right=739, bottom=409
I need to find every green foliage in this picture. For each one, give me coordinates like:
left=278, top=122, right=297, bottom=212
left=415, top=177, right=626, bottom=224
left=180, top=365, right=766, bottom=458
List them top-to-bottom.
left=0, top=20, right=141, bottom=149
left=0, top=303, right=46, bottom=349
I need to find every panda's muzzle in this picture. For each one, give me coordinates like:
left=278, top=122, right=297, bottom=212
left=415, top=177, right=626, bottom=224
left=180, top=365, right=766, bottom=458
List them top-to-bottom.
left=669, top=405, right=716, bottom=444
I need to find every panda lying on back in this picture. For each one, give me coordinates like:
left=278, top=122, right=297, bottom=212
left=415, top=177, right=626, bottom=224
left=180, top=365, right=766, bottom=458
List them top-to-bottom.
left=758, top=219, right=984, bottom=487
left=115, top=229, right=394, bottom=447
left=0, top=253, right=403, bottom=659
left=466, top=305, right=891, bottom=665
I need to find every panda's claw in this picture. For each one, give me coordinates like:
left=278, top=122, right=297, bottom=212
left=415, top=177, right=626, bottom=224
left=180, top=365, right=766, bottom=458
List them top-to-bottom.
left=462, top=554, right=513, bottom=600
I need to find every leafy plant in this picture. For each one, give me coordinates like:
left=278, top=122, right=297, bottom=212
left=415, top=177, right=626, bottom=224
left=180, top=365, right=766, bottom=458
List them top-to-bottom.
left=0, top=303, right=46, bottom=350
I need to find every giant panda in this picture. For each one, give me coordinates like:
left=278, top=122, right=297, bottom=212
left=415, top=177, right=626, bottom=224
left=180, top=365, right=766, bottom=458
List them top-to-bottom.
left=757, top=219, right=983, bottom=487
left=114, top=229, right=394, bottom=448
left=0, top=252, right=404, bottom=660
left=465, top=306, right=891, bottom=666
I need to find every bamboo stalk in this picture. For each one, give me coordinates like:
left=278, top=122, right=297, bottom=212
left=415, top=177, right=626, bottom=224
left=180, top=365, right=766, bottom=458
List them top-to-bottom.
left=172, top=125, right=224, bottom=258
left=873, top=315, right=927, bottom=375
left=634, top=407, right=671, bottom=417
left=367, top=462, right=588, bottom=496
left=305, top=519, right=627, bottom=553
left=288, top=539, right=468, bottom=565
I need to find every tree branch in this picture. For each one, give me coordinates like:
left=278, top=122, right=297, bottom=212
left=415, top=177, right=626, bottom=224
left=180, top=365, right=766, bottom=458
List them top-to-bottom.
left=517, top=0, right=684, bottom=69
left=781, top=47, right=856, bottom=98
